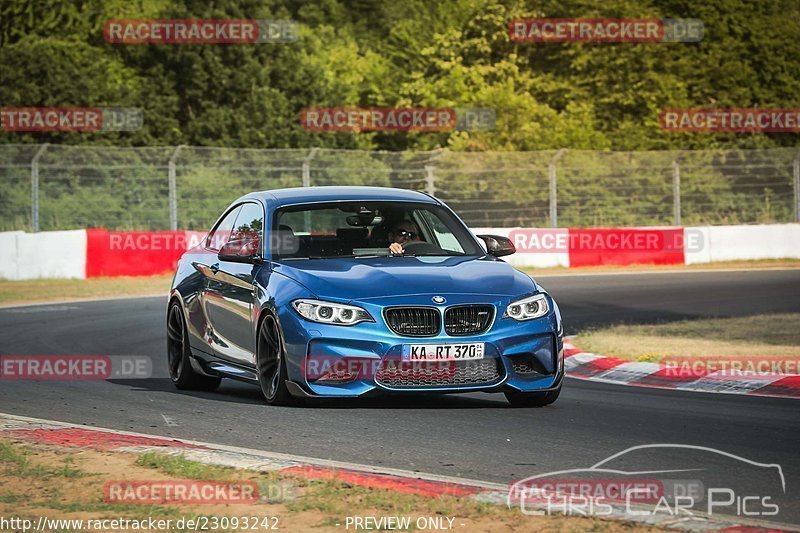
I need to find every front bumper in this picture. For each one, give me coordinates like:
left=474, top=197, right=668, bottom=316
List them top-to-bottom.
left=276, top=293, right=564, bottom=397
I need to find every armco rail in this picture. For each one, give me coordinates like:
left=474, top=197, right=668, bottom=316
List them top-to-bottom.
left=1, top=224, right=799, bottom=280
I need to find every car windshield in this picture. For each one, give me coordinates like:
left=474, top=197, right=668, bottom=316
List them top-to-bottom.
left=272, top=201, right=481, bottom=259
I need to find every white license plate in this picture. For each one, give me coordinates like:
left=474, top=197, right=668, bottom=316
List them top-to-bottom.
left=401, top=343, right=485, bottom=362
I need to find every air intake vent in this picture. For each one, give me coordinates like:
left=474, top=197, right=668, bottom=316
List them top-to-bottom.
left=444, top=305, right=494, bottom=336
left=384, top=307, right=440, bottom=337
left=376, top=358, right=504, bottom=388
left=512, top=358, right=550, bottom=376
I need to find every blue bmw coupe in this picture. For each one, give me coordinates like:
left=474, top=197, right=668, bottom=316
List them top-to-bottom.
left=167, top=187, right=564, bottom=406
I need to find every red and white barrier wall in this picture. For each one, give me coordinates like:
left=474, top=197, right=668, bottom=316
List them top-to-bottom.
left=1, top=224, right=798, bottom=280
left=474, top=224, right=800, bottom=269
left=84, top=229, right=206, bottom=278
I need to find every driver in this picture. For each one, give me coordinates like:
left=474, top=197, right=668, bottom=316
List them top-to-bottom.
left=388, top=220, right=420, bottom=255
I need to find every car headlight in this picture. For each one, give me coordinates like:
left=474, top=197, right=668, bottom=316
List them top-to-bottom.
left=503, top=293, right=549, bottom=321
left=292, top=299, right=374, bottom=326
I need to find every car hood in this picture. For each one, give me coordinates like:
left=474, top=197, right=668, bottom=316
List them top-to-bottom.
left=272, top=256, right=537, bottom=301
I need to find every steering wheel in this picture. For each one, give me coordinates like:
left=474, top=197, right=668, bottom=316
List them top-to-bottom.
left=400, top=241, right=444, bottom=255
left=401, top=241, right=428, bottom=251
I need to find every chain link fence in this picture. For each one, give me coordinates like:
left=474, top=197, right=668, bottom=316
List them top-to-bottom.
left=1, top=144, right=798, bottom=232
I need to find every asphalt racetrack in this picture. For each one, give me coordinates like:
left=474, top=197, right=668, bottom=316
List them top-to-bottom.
left=1, top=269, right=799, bottom=525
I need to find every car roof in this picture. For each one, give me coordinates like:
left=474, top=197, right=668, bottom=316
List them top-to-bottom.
left=241, top=186, right=439, bottom=207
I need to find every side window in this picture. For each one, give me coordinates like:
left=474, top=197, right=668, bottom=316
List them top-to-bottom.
left=231, top=202, right=264, bottom=244
left=206, top=206, right=242, bottom=251
left=417, top=210, right=465, bottom=253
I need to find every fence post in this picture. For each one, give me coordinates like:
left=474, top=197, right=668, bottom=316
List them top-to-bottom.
left=31, top=143, right=49, bottom=233
left=168, top=145, right=186, bottom=231
left=302, top=147, right=319, bottom=188
left=423, top=147, right=445, bottom=197
left=302, top=148, right=319, bottom=231
left=549, top=149, right=567, bottom=228
left=794, top=153, right=800, bottom=223
left=672, top=160, right=681, bottom=226
left=424, top=165, right=436, bottom=196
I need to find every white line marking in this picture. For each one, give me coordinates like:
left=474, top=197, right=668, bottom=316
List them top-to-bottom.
left=0, top=293, right=167, bottom=310
left=1, top=305, right=81, bottom=313
left=161, top=414, right=178, bottom=427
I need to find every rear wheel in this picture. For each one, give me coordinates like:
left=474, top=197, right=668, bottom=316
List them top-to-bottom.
left=167, top=302, right=221, bottom=391
left=256, top=314, right=297, bottom=406
left=504, top=383, right=561, bottom=407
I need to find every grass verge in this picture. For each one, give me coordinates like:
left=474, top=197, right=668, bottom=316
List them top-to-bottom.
left=0, top=275, right=172, bottom=306
left=574, top=313, right=800, bottom=362
left=0, top=438, right=670, bottom=532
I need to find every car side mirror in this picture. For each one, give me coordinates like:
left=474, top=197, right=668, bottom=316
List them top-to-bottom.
left=476, top=234, right=516, bottom=257
left=218, top=238, right=261, bottom=263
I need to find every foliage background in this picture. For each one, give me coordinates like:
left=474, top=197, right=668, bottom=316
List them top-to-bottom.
left=0, top=0, right=798, bottom=231
left=2, top=0, right=799, bottom=151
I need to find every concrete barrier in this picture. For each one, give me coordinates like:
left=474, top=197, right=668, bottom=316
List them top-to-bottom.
left=704, top=224, right=800, bottom=262
left=684, top=226, right=711, bottom=265
left=15, top=230, right=86, bottom=280
left=0, top=231, right=23, bottom=279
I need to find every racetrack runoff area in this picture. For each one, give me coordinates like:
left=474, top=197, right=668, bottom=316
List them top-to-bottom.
left=1, top=269, right=799, bottom=530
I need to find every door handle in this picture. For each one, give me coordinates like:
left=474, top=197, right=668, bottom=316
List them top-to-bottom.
left=210, top=263, right=220, bottom=274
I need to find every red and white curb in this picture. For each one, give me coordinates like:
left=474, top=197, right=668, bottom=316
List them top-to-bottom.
left=564, top=339, right=800, bottom=400
left=0, top=413, right=796, bottom=532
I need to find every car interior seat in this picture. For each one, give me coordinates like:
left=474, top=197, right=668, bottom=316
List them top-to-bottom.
left=275, top=224, right=302, bottom=257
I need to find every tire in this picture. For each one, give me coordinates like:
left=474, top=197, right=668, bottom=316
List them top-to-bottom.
left=167, top=301, right=221, bottom=391
left=256, top=313, right=298, bottom=406
left=504, top=383, right=561, bottom=408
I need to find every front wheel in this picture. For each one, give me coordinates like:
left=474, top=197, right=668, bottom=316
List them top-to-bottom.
left=166, top=302, right=221, bottom=391
left=256, top=314, right=298, bottom=406
left=504, top=383, right=561, bottom=408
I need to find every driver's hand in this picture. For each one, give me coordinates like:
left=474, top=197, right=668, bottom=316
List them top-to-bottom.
left=389, top=242, right=404, bottom=255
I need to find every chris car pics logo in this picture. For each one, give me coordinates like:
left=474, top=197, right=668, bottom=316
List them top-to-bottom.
left=508, top=444, right=784, bottom=519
